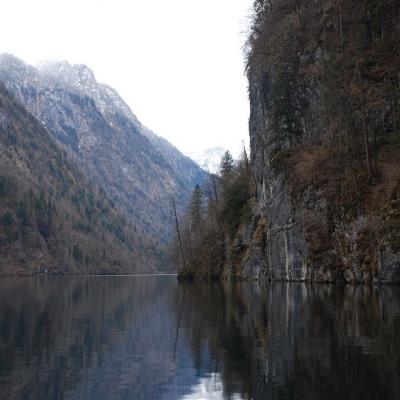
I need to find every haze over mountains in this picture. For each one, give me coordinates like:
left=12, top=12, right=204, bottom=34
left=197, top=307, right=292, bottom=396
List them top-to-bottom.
left=0, top=53, right=208, bottom=274
left=186, top=146, right=226, bottom=174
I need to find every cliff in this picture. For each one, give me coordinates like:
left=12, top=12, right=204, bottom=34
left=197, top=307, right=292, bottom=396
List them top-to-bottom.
left=229, top=0, right=400, bottom=282
left=175, top=1, right=400, bottom=282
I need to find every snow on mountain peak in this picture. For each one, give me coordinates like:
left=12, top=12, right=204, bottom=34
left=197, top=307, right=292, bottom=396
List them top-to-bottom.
left=0, top=53, right=39, bottom=83
left=0, top=53, right=25, bottom=68
left=0, top=55, right=137, bottom=123
left=36, top=60, right=134, bottom=118
left=37, top=60, right=97, bottom=92
left=186, top=146, right=226, bottom=174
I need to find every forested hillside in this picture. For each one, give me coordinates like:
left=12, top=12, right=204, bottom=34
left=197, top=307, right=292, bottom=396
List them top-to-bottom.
left=177, top=0, right=400, bottom=282
left=0, top=55, right=207, bottom=260
left=0, top=83, right=155, bottom=274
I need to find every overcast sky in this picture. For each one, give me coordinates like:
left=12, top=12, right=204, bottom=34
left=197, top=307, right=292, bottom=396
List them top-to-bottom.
left=1, top=0, right=252, bottom=156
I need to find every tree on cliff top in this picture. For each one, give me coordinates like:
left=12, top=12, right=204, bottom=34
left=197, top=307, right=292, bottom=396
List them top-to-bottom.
left=220, top=151, right=234, bottom=179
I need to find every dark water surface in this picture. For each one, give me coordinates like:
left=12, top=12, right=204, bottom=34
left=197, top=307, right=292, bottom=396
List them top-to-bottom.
left=0, top=276, right=399, bottom=399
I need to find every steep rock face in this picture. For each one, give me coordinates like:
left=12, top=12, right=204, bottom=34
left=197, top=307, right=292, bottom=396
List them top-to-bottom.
left=235, top=0, right=400, bottom=283
left=0, top=54, right=207, bottom=249
left=236, top=68, right=400, bottom=283
left=245, top=72, right=308, bottom=281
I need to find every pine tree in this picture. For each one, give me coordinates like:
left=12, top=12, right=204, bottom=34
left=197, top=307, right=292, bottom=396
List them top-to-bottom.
left=220, top=151, right=234, bottom=181
left=190, top=184, right=203, bottom=234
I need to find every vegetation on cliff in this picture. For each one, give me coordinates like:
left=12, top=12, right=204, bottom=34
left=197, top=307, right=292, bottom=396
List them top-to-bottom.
left=178, top=0, right=400, bottom=281
left=244, top=0, right=400, bottom=280
left=247, top=0, right=399, bottom=161
left=173, top=150, right=254, bottom=279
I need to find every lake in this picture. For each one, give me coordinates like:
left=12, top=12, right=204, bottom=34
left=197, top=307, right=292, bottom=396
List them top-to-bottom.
left=0, top=276, right=399, bottom=399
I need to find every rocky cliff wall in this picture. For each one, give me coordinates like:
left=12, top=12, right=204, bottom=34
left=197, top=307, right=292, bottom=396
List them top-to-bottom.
left=227, top=0, right=400, bottom=283
left=238, top=69, right=400, bottom=283
left=236, top=71, right=308, bottom=281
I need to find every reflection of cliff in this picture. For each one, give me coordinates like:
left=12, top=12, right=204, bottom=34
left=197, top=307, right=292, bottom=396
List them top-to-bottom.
left=0, top=277, right=201, bottom=400
left=1, top=278, right=399, bottom=400
left=178, top=282, right=400, bottom=400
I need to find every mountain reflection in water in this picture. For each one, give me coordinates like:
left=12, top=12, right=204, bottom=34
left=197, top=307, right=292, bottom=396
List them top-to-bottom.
left=0, top=276, right=399, bottom=399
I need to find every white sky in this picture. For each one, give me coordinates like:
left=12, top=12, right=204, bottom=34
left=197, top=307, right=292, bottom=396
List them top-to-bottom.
left=1, top=0, right=252, bottom=157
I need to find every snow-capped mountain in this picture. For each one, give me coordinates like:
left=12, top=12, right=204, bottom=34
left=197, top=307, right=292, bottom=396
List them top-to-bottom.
left=0, top=54, right=208, bottom=265
left=36, top=59, right=207, bottom=188
left=37, top=60, right=141, bottom=119
left=186, top=146, right=226, bottom=174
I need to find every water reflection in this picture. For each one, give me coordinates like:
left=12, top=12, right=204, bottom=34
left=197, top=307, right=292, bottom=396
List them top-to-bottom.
left=0, top=277, right=399, bottom=399
left=178, top=282, right=400, bottom=399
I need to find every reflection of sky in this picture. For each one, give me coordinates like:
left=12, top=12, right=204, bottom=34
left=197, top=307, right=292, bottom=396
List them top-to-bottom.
left=52, top=277, right=233, bottom=400
left=2, top=278, right=400, bottom=400
left=60, top=284, right=211, bottom=399
left=181, top=373, right=243, bottom=400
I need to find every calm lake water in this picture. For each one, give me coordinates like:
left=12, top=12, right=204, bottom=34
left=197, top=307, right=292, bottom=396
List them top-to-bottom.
left=0, top=276, right=399, bottom=400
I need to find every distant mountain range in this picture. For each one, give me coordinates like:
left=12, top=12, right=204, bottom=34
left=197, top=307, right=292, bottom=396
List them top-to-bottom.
left=0, top=54, right=208, bottom=274
left=186, top=146, right=226, bottom=174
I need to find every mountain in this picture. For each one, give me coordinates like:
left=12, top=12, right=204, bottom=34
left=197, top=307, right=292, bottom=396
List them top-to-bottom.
left=176, top=0, right=400, bottom=283
left=0, top=54, right=208, bottom=264
left=36, top=58, right=207, bottom=196
left=0, top=82, right=155, bottom=275
left=140, top=126, right=207, bottom=190
left=186, top=146, right=226, bottom=174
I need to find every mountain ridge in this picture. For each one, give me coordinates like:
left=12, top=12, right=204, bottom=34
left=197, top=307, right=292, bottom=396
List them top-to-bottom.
left=0, top=53, right=208, bottom=272
left=0, top=54, right=207, bottom=240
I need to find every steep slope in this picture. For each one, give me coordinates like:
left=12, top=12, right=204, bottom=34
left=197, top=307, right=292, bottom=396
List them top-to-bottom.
left=175, top=0, right=400, bottom=283
left=236, top=0, right=400, bottom=282
left=0, top=54, right=207, bottom=249
left=38, top=63, right=207, bottom=192
left=0, top=83, right=155, bottom=275
left=140, top=126, right=207, bottom=190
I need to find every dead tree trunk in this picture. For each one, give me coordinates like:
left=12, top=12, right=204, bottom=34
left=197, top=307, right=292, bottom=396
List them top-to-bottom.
left=172, top=198, right=185, bottom=272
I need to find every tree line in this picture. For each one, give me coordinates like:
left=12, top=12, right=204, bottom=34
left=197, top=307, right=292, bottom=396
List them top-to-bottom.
left=246, top=0, right=400, bottom=178
left=171, top=150, right=254, bottom=278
